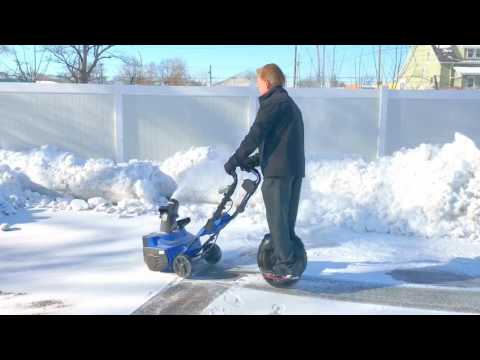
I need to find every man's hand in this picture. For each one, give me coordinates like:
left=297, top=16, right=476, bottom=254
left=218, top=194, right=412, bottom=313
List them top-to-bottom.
left=240, top=154, right=260, bottom=171
left=224, top=155, right=239, bottom=175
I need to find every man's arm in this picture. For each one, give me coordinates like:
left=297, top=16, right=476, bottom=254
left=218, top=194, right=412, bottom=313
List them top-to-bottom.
left=227, top=102, right=283, bottom=168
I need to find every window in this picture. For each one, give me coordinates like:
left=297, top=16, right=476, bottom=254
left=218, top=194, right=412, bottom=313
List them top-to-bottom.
left=465, top=48, right=480, bottom=59
left=464, top=75, right=480, bottom=89
left=467, top=77, right=474, bottom=88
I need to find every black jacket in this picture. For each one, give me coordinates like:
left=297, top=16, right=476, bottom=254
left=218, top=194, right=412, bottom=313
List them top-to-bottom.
left=229, top=85, right=305, bottom=178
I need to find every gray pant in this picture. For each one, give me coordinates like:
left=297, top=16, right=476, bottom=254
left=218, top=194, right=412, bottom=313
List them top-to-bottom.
left=261, top=176, right=303, bottom=266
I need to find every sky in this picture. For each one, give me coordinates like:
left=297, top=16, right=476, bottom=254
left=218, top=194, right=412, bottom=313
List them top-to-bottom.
left=0, top=45, right=411, bottom=85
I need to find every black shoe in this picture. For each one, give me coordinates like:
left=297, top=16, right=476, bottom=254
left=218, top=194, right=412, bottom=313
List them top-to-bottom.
left=271, top=263, right=300, bottom=279
left=262, top=271, right=300, bottom=283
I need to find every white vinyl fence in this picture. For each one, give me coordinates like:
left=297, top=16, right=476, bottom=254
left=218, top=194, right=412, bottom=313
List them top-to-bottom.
left=1, top=83, right=480, bottom=163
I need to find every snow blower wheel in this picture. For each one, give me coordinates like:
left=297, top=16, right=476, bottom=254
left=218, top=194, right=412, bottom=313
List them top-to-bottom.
left=203, top=243, right=222, bottom=265
left=173, top=254, right=192, bottom=278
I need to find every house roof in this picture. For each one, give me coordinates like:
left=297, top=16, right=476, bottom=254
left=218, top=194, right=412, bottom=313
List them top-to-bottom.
left=431, top=45, right=460, bottom=62
left=214, top=74, right=256, bottom=87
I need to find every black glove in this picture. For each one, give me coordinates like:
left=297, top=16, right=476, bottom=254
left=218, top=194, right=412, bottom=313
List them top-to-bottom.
left=240, top=154, right=260, bottom=171
left=224, top=155, right=239, bottom=175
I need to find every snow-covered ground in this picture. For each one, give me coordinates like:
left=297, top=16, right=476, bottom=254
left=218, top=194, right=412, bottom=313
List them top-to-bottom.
left=2, top=133, right=480, bottom=314
left=0, top=209, right=178, bottom=314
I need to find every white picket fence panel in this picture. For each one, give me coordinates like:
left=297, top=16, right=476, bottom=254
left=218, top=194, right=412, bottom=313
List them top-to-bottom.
left=1, top=83, right=479, bottom=163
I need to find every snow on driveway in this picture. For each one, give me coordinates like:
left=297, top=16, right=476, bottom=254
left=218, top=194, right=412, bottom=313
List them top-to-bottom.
left=3, top=134, right=480, bottom=314
left=0, top=208, right=176, bottom=315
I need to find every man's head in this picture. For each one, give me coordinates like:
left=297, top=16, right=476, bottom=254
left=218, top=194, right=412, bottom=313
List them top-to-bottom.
left=256, top=63, right=286, bottom=95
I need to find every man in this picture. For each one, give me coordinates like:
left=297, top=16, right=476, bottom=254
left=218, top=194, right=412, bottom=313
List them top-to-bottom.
left=224, top=63, right=306, bottom=281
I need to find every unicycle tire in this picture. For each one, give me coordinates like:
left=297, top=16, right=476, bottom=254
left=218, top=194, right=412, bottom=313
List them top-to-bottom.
left=257, top=234, right=308, bottom=287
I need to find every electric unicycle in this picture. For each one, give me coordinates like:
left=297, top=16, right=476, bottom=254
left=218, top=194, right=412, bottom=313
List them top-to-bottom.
left=257, top=233, right=307, bottom=287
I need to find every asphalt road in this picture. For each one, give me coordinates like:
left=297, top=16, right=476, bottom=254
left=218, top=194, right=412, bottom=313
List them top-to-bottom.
left=132, top=265, right=480, bottom=315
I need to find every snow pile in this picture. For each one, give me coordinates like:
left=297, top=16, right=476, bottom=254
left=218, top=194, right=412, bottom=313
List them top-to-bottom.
left=294, top=132, right=480, bottom=240
left=2, top=133, right=480, bottom=241
left=0, top=144, right=234, bottom=217
left=0, top=145, right=176, bottom=215
left=163, top=146, right=234, bottom=204
left=0, top=163, right=61, bottom=216
left=0, top=164, right=29, bottom=216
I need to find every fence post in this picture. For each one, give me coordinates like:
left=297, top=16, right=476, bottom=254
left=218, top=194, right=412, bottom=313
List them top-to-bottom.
left=113, top=85, right=125, bottom=163
left=377, top=86, right=389, bottom=158
left=247, top=89, right=258, bottom=129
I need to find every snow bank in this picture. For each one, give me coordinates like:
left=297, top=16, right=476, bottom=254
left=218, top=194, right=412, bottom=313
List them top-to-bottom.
left=293, top=132, right=480, bottom=240
left=2, top=133, right=480, bottom=241
left=164, top=134, right=480, bottom=241
left=0, top=145, right=176, bottom=215
left=0, top=145, right=233, bottom=217
left=0, top=163, right=62, bottom=216
left=0, top=164, right=29, bottom=216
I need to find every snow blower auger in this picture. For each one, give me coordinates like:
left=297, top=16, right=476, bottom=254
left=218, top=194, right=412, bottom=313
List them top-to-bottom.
left=142, top=168, right=261, bottom=279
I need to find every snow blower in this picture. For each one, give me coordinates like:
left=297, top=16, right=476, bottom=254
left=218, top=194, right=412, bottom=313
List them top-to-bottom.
left=142, top=167, right=307, bottom=286
left=142, top=168, right=261, bottom=278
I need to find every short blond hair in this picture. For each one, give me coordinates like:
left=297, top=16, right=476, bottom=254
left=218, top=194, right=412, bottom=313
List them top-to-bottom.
left=256, top=63, right=286, bottom=87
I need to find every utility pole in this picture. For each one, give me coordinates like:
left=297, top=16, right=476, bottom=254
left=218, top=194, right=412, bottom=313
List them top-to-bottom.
left=293, top=45, right=298, bottom=88
left=316, top=45, right=321, bottom=84
left=322, top=45, right=326, bottom=88
left=331, top=45, right=336, bottom=88
left=377, top=45, right=382, bottom=88
left=297, top=49, right=301, bottom=87
left=100, top=63, right=104, bottom=84
left=208, top=65, right=212, bottom=87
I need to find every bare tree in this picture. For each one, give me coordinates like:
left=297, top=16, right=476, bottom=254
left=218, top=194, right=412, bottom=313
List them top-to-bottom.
left=44, top=45, right=115, bottom=83
left=10, top=46, right=50, bottom=82
left=387, top=46, right=408, bottom=89
left=115, top=54, right=158, bottom=85
left=117, top=54, right=144, bottom=84
left=157, top=58, right=190, bottom=85
left=89, top=62, right=107, bottom=84
left=144, top=62, right=159, bottom=85
left=297, top=76, right=320, bottom=88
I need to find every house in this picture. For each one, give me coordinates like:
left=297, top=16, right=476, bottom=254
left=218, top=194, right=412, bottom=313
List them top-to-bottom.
left=398, top=45, right=480, bottom=90
left=214, top=71, right=256, bottom=87
left=0, top=72, right=17, bottom=82
left=0, top=73, right=65, bottom=83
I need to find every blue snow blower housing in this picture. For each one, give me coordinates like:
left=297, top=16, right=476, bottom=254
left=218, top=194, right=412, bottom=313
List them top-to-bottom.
left=142, top=168, right=261, bottom=278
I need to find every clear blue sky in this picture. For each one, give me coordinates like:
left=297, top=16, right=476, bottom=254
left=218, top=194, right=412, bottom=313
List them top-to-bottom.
left=0, top=45, right=411, bottom=85
left=113, top=45, right=411, bottom=84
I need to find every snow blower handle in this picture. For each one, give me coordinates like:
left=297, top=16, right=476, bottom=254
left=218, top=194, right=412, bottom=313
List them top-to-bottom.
left=232, top=168, right=261, bottom=216
left=205, top=172, right=238, bottom=231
